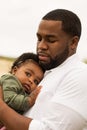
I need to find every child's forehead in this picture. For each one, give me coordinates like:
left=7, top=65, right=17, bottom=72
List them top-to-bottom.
left=17, top=59, right=44, bottom=73
left=20, top=59, right=40, bottom=70
left=23, top=59, right=39, bottom=66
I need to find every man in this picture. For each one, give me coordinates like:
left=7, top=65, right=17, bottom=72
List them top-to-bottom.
left=0, top=9, right=87, bottom=130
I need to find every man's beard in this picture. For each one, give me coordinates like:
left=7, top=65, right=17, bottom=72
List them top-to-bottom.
left=39, top=46, right=69, bottom=70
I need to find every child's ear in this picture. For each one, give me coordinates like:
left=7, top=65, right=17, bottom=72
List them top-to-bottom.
left=12, top=66, right=18, bottom=75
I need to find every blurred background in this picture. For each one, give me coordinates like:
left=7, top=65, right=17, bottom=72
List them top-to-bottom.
left=0, top=0, right=87, bottom=75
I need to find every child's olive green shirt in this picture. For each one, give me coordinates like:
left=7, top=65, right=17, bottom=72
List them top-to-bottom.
left=0, top=74, right=30, bottom=114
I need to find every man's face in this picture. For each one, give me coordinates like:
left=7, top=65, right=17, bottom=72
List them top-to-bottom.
left=36, top=20, right=75, bottom=70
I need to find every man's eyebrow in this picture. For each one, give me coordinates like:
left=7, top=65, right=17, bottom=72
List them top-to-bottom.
left=36, top=33, right=55, bottom=37
left=46, top=34, right=56, bottom=37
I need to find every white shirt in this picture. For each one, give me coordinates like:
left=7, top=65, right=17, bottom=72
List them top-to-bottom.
left=24, top=54, right=87, bottom=130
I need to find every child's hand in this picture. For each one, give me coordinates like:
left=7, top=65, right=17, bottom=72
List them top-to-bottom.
left=28, top=86, right=42, bottom=107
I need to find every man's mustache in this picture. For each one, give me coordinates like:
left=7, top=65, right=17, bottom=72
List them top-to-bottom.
left=37, top=51, right=49, bottom=57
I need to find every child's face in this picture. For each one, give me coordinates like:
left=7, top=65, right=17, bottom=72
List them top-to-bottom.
left=12, top=61, right=44, bottom=94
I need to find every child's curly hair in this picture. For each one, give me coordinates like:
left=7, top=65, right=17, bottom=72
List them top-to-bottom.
left=10, top=52, right=45, bottom=73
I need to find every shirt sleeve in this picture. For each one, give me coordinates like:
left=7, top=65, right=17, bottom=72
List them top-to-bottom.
left=1, top=74, right=30, bottom=113
left=28, top=102, right=85, bottom=130
left=29, top=120, right=45, bottom=130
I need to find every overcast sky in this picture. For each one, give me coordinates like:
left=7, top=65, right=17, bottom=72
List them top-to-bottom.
left=0, top=0, right=87, bottom=60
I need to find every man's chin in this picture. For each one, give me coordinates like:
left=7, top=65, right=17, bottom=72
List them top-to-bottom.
left=39, top=59, right=49, bottom=65
left=39, top=61, right=51, bottom=70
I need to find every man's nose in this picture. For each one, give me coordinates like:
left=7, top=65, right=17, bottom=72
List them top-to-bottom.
left=37, top=40, right=48, bottom=50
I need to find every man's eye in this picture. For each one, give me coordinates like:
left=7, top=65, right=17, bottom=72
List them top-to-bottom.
left=37, top=34, right=42, bottom=42
left=37, top=37, right=42, bottom=42
left=47, top=38, right=56, bottom=43
left=25, top=72, right=31, bottom=77
left=34, top=80, right=39, bottom=85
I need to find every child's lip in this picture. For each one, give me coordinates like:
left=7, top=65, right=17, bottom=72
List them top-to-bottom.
left=23, top=84, right=31, bottom=93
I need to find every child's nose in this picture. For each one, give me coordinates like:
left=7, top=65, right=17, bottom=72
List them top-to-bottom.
left=28, top=76, right=34, bottom=84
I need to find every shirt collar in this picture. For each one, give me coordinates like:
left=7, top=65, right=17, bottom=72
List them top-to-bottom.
left=45, top=54, right=79, bottom=75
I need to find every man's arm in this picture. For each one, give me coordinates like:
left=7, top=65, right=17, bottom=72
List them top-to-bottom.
left=0, top=86, right=3, bottom=99
left=0, top=87, right=31, bottom=130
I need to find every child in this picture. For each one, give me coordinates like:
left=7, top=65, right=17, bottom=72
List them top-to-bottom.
left=0, top=52, right=44, bottom=114
left=0, top=52, right=44, bottom=129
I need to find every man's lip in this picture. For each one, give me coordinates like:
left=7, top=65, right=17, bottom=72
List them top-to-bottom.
left=38, top=52, right=49, bottom=61
left=38, top=52, right=49, bottom=57
left=38, top=55, right=49, bottom=61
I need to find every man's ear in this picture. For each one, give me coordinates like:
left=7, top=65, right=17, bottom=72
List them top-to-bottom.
left=70, top=36, right=79, bottom=50
left=12, top=66, right=18, bottom=75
